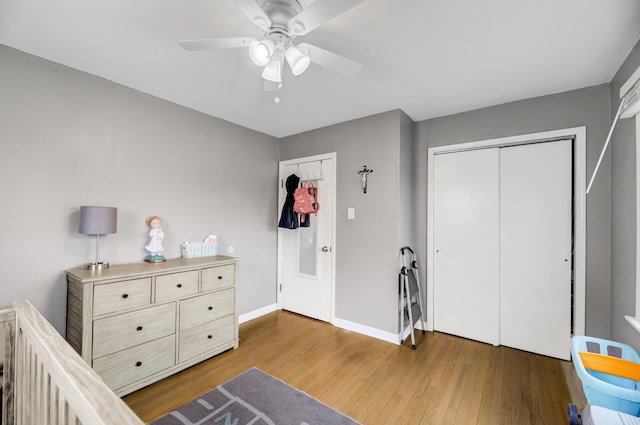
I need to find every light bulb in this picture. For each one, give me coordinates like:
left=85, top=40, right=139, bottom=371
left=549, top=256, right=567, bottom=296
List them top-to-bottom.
left=249, top=40, right=275, bottom=67
left=255, top=44, right=269, bottom=60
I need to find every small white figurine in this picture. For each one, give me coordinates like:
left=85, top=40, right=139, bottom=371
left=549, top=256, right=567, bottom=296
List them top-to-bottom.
left=144, top=215, right=166, bottom=262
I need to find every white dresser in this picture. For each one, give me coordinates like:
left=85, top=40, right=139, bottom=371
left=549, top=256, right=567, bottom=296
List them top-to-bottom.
left=65, top=256, right=238, bottom=396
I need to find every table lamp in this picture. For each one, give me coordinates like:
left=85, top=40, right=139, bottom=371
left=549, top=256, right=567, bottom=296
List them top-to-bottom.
left=79, top=206, right=117, bottom=270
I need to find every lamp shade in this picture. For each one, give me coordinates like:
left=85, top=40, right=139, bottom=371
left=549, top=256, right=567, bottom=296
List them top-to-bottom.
left=285, top=45, right=311, bottom=76
left=261, top=56, right=283, bottom=83
left=79, top=206, right=117, bottom=235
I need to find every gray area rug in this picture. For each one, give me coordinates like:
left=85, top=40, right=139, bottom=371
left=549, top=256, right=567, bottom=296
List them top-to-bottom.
left=149, top=367, right=360, bottom=425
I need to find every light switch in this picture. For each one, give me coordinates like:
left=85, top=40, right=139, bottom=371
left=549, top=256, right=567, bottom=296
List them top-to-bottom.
left=347, top=208, right=355, bottom=220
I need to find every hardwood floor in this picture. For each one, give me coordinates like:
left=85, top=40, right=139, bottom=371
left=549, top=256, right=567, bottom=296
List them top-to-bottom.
left=124, top=310, right=587, bottom=424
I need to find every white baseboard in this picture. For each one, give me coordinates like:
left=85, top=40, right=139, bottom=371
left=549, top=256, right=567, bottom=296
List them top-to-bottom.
left=239, top=303, right=278, bottom=324
left=239, top=305, right=426, bottom=347
left=333, top=317, right=401, bottom=345
left=400, top=321, right=427, bottom=342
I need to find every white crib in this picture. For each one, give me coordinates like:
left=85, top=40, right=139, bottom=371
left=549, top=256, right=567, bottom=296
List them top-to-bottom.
left=0, top=300, right=143, bottom=425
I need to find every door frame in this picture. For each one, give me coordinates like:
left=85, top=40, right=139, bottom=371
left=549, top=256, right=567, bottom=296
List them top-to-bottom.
left=426, top=126, right=587, bottom=337
left=276, top=152, right=337, bottom=323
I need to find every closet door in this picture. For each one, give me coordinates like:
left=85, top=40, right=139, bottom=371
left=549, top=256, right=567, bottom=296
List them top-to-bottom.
left=499, top=140, right=572, bottom=360
left=433, top=149, right=500, bottom=345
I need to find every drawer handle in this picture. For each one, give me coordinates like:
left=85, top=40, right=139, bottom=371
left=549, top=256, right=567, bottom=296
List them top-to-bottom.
left=217, top=276, right=223, bottom=280
left=176, top=283, right=182, bottom=288
left=122, top=293, right=129, bottom=299
left=208, top=306, right=213, bottom=311
left=136, top=325, right=143, bottom=331
left=207, top=335, right=213, bottom=339
left=135, top=361, right=142, bottom=367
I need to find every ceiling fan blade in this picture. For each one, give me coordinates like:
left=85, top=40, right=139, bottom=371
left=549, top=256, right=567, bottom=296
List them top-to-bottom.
left=232, top=0, right=272, bottom=31
left=288, top=0, right=366, bottom=36
left=178, top=37, right=256, bottom=51
left=297, top=43, right=362, bottom=77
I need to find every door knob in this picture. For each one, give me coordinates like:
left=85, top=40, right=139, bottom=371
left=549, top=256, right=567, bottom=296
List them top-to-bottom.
left=321, top=246, right=330, bottom=253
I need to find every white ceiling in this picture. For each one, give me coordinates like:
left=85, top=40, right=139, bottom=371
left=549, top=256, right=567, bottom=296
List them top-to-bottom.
left=1, top=0, right=639, bottom=138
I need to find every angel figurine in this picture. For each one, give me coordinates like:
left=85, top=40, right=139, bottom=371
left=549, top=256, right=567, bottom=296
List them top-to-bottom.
left=144, top=215, right=166, bottom=262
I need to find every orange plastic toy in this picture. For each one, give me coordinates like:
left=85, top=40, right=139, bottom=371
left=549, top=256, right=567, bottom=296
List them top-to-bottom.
left=579, top=351, right=640, bottom=381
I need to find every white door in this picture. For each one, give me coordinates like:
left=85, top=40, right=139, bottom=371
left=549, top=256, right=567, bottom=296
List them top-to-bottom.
left=499, top=140, right=572, bottom=360
left=433, top=148, right=500, bottom=345
left=278, top=154, right=335, bottom=322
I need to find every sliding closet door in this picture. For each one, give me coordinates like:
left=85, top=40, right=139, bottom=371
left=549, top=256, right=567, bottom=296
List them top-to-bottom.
left=499, top=140, right=572, bottom=360
left=433, top=149, right=500, bottom=345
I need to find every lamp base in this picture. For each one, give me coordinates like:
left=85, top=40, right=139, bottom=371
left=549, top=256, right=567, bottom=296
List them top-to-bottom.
left=84, top=262, right=110, bottom=271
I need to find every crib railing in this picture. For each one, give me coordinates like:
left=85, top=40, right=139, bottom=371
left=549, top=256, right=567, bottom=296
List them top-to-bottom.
left=2, top=300, right=144, bottom=425
left=1, top=305, right=16, bottom=425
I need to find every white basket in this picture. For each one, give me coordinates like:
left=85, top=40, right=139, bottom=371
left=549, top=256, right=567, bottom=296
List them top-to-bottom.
left=181, top=242, right=218, bottom=258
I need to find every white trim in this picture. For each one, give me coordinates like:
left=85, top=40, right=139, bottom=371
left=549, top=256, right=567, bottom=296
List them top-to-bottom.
left=620, top=65, right=640, bottom=99
left=620, top=65, right=640, bottom=119
left=427, top=126, right=587, bottom=337
left=575, top=126, right=587, bottom=337
left=277, top=152, right=337, bottom=323
left=239, top=303, right=278, bottom=324
left=241, top=305, right=409, bottom=346
left=626, top=315, right=640, bottom=334
left=333, top=317, right=401, bottom=345
left=400, top=322, right=426, bottom=343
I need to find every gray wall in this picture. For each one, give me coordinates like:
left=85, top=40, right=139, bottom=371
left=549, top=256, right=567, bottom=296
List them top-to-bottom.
left=3, top=36, right=636, bottom=345
left=611, top=39, right=640, bottom=349
left=0, top=45, right=279, bottom=334
left=414, top=84, right=612, bottom=338
left=279, top=110, right=413, bottom=333
left=399, top=113, right=415, bottom=251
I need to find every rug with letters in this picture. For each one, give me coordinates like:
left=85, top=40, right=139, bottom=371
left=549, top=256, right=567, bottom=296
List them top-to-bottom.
left=149, top=367, right=360, bottom=425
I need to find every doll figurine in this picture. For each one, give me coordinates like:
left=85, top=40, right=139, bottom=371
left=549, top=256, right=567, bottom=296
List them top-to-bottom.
left=144, top=215, right=166, bottom=262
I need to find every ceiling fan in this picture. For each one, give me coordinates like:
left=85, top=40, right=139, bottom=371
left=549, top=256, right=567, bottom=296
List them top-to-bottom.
left=178, top=0, right=365, bottom=89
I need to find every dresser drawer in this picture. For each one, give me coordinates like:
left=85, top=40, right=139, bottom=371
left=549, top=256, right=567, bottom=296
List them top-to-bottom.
left=202, top=265, right=235, bottom=292
left=155, top=270, right=199, bottom=302
left=93, top=278, right=151, bottom=316
left=179, top=288, right=234, bottom=331
left=93, top=303, right=175, bottom=358
left=179, top=315, right=234, bottom=362
left=94, top=335, right=175, bottom=390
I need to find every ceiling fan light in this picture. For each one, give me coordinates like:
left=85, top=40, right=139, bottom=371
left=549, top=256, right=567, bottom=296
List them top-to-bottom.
left=249, top=40, right=274, bottom=67
left=285, top=46, right=311, bottom=76
left=261, top=57, right=283, bottom=83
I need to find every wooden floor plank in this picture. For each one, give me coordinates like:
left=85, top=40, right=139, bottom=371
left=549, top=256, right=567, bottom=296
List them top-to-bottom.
left=124, top=310, right=587, bottom=424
